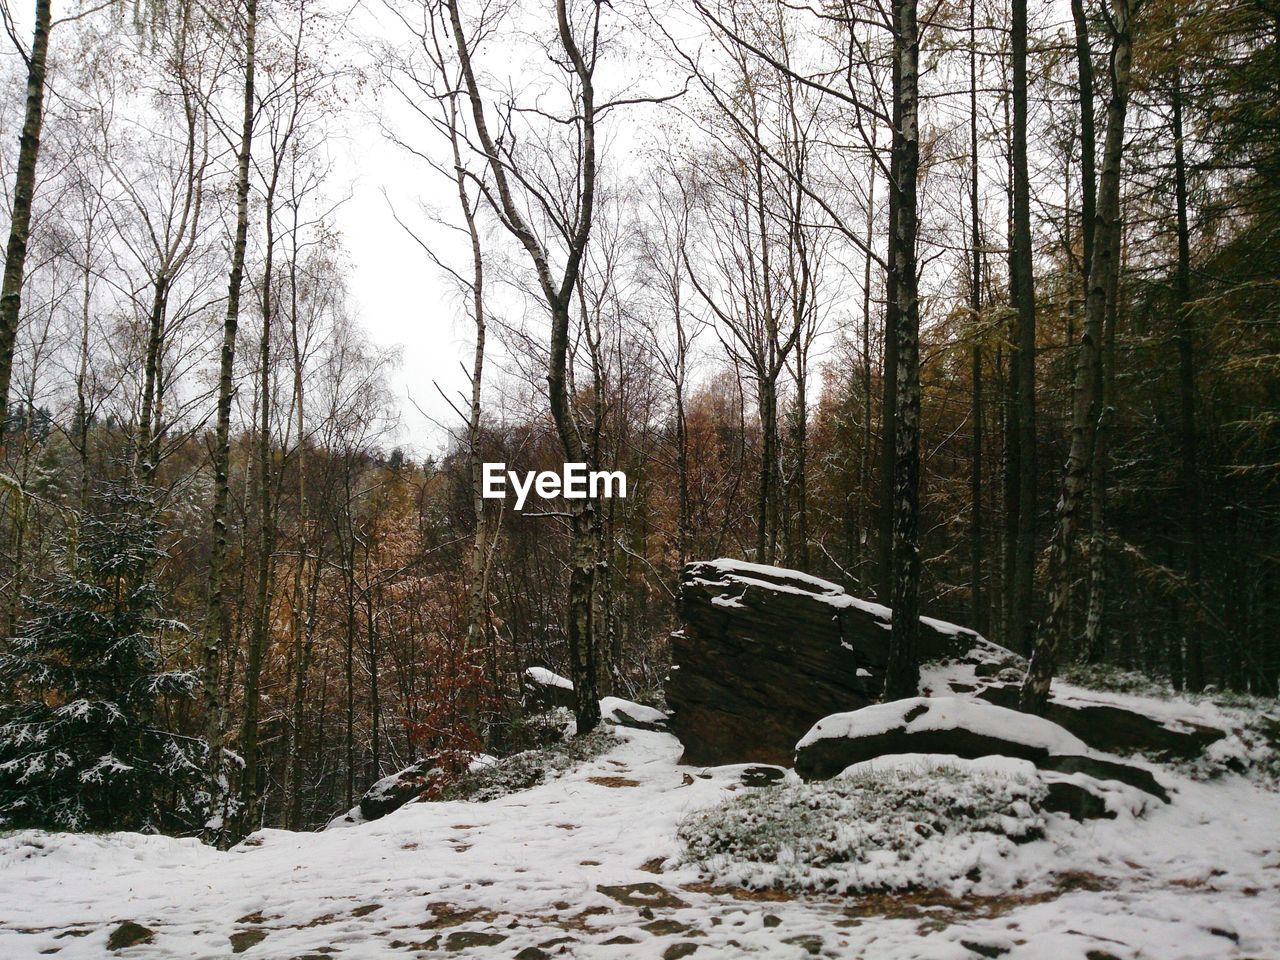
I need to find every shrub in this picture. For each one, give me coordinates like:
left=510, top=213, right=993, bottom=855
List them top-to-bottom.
left=679, top=759, right=1046, bottom=894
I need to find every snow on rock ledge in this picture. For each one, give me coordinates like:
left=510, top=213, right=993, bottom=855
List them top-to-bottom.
left=665, top=558, right=1014, bottom=767
left=523, top=666, right=576, bottom=710
left=972, top=679, right=1228, bottom=760
left=795, top=696, right=1170, bottom=802
left=796, top=696, right=1088, bottom=758
left=600, top=697, right=669, bottom=732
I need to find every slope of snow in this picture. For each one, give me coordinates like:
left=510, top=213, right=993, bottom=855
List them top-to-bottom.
left=0, top=727, right=1277, bottom=959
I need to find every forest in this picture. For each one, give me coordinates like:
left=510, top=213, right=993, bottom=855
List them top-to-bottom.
left=0, top=0, right=1276, bottom=850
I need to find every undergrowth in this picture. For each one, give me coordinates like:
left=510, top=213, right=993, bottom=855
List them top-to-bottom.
left=441, top=726, right=617, bottom=803
left=680, top=760, right=1047, bottom=895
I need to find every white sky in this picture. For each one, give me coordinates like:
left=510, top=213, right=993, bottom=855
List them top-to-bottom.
left=328, top=0, right=688, bottom=460
left=329, top=4, right=473, bottom=460
left=334, top=118, right=466, bottom=459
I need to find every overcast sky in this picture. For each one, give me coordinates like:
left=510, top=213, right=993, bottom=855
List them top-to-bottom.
left=329, top=11, right=471, bottom=461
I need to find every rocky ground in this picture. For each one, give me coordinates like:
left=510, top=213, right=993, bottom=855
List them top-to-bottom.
left=1, top=721, right=1277, bottom=960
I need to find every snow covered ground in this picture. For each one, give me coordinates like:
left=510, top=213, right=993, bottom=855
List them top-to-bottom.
left=1, top=724, right=1278, bottom=959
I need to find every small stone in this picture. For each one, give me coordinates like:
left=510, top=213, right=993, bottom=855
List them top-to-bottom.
left=740, top=766, right=786, bottom=788
left=596, top=882, right=687, bottom=909
left=352, top=904, right=382, bottom=917
left=762, top=914, right=782, bottom=929
left=642, top=919, right=691, bottom=936
left=107, top=922, right=154, bottom=951
left=230, top=929, right=268, bottom=954
left=445, top=931, right=508, bottom=950
left=783, top=934, right=824, bottom=955
left=602, top=935, right=639, bottom=945
left=961, top=940, right=1012, bottom=958
left=663, top=944, right=699, bottom=960
left=515, top=949, right=550, bottom=960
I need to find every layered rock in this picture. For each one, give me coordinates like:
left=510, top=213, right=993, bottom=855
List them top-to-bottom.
left=666, top=559, right=1006, bottom=766
left=523, top=667, right=576, bottom=711
left=972, top=681, right=1226, bottom=760
left=600, top=696, right=669, bottom=732
left=793, top=696, right=1170, bottom=802
left=793, top=697, right=1086, bottom=775
left=357, top=758, right=447, bottom=822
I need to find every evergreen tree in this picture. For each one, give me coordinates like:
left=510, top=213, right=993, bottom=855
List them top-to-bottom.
left=0, top=478, right=201, bottom=832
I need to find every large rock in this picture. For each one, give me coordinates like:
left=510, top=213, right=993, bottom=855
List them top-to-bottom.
left=665, top=559, right=1008, bottom=766
left=524, top=667, right=576, bottom=711
left=973, top=681, right=1226, bottom=760
left=600, top=696, right=669, bottom=732
left=794, top=696, right=1169, bottom=802
left=794, top=697, right=1086, bottom=777
left=359, top=758, right=446, bottom=821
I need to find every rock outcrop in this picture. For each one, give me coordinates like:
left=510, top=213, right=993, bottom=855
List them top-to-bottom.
left=665, top=559, right=1007, bottom=766
left=523, top=667, right=576, bottom=711
left=972, top=681, right=1226, bottom=760
left=600, top=696, right=669, bottom=732
left=793, top=696, right=1170, bottom=802
left=359, top=758, right=445, bottom=821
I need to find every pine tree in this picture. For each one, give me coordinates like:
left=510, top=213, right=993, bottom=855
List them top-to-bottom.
left=0, top=477, right=201, bottom=832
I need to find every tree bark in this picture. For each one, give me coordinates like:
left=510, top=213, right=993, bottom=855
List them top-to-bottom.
left=0, top=0, right=52, bottom=425
left=204, top=0, right=258, bottom=845
left=444, top=0, right=601, bottom=732
left=882, top=0, right=922, bottom=701
left=968, top=0, right=985, bottom=635
left=1009, top=0, right=1038, bottom=657
left=1071, top=0, right=1097, bottom=288
left=878, top=50, right=902, bottom=604
left=1171, top=51, right=1204, bottom=690
left=859, top=139, right=877, bottom=583
left=240, top=177, right=278, bottom=834
left=282, top=192, right=312, bottom=827
left=1085, top=222, right=1120, bottom=662
left=138, top=277, right=169, bottom=483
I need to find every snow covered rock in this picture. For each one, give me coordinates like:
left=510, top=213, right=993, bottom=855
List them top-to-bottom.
left=666, top=559, right=1013, bottom=766
left=523, top=666, right=577, bottom=710
left=974, top=680, right=1228, bottom=760
left=599, top=697, right=669, bottom=732
left=795, top=697, right=1170, bottom=802
left=795, top=697, right=1086, bottom=775
left=358, top=758, right=446, bottom=821
left=1040, top=769, right=1152, bottom=820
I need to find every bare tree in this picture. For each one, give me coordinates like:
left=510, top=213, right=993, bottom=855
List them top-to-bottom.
left=0, top=0, right=52, bottom=426
left=205, top=0, right=260, bottom=846
left=440, top=0, right=603, bottom=731
left=1022, top=0, right=1136, bottom=713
